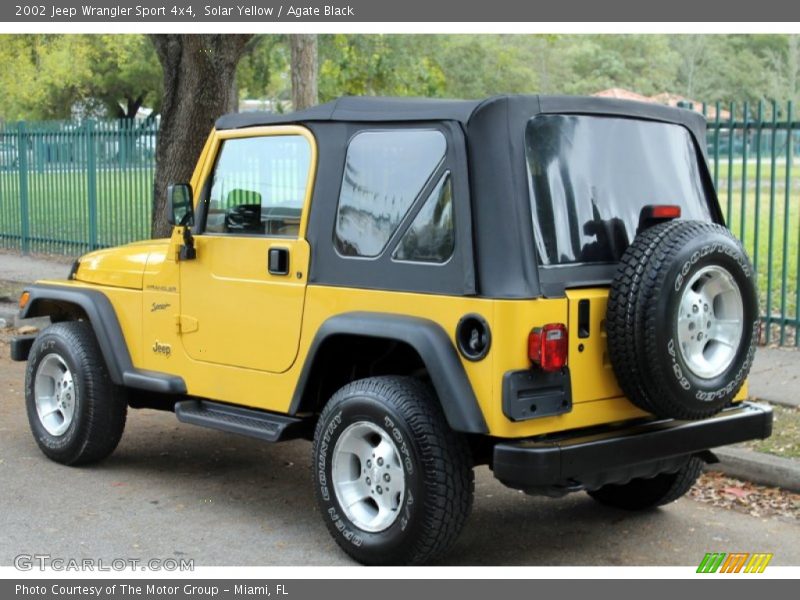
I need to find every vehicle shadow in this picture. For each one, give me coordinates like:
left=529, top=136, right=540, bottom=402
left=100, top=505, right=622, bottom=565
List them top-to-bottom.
left=81, top=410, right=685, bottom=566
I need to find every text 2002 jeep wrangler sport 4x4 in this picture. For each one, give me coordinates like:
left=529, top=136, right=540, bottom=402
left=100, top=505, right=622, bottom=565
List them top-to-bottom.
left=11, top=95, right=773, bottom=565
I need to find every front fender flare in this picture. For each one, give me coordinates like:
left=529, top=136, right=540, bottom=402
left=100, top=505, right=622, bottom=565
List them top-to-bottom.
left=18, top=284, right=185, bottom=395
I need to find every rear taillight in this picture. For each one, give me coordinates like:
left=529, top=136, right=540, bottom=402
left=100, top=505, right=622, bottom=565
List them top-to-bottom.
left=638, top=204, right=682, bottom=232
left=648, top=204, right=681, bottom=219
left=528, top=323, right=568, bottom=371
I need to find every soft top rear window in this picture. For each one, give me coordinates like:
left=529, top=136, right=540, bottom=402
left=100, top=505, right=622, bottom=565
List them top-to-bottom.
left=525, top=114, right=712, bottom=266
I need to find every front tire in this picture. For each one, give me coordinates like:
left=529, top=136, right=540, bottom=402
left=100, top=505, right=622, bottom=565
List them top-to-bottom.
left=25, top=321, right=127, bottom=466
left=312, top=376, right=474, bottom=565
left=587, top=456, right=703, bottom=510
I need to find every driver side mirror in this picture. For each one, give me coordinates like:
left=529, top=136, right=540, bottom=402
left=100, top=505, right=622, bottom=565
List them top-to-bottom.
left=167, top=183, right=194, bottom=227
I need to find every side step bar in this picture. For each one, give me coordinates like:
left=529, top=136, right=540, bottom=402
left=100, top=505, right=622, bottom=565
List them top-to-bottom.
left=175, top=400, right=305, bottom=442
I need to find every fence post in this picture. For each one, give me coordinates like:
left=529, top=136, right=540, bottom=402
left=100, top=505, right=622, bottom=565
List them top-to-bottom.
left=713, top=101, right=721, bottom=190
left=740, top=101, right=749, bottom=243
left=753, top=101, right=763, bottom=282
left=766, top=101, right=778, bottom=344
left=780, top=101, right=793, bottom=345
left=726, top=102, right=735, bottom=224
left=86, top=119, right=98, bottom=250
left=119, top=119, right=128, bottom=167
left=17, top=121, right=30, bottom=253
left=35, top=135, right=45, bottom=174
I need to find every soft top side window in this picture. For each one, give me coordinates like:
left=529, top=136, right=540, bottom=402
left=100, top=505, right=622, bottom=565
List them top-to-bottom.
left=334, top=129, right=446, bottom=257
left=393, top=172, right=454, bottom=264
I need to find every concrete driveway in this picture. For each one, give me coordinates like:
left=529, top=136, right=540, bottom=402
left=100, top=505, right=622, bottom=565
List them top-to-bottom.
left=1, top=343, right=798, bottom=567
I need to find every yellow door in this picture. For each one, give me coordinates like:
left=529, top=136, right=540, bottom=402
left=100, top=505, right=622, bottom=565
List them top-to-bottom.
left=179, top=126, right=317, bottom=373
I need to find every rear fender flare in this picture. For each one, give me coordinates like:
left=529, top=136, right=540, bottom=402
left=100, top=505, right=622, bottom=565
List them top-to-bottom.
left=290, top=312, right=489, bottom=434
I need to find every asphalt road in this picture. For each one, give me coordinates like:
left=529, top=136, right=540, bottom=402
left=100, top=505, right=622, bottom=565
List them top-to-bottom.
left=1, top=343, right=798, bottom=567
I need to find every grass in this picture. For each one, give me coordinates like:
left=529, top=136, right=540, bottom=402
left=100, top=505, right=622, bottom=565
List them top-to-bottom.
left=743, top=404, right=800, bottom=459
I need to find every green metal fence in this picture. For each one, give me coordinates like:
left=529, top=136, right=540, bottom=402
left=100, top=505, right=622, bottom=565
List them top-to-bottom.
left=703, top=100, right=800, bottom=345
left=0, top=108, right=798, bottom=345
left=0, top=119, right=156, bottom=255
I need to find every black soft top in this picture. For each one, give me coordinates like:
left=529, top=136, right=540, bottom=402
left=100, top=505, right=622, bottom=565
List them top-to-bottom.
left=215, top=94, right=708, bottom=149
left=215, top=95, right=716, bottom=299
left=216, top=96, right=482, bottom=128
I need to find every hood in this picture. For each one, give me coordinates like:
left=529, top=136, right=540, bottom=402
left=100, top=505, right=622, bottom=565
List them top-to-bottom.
left=75, top=240, right=169, bottom=289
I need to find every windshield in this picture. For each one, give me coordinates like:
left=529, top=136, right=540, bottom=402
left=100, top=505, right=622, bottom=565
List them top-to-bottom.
left=525, top=114, right=713, bottom=266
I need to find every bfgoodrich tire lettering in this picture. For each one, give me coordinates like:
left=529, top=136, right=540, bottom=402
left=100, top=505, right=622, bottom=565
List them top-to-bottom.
left=607, top=221, right=758, bottom=420
left=25, top=321, right=127, bottom=465
left=312, top=376, right=473, bottom=565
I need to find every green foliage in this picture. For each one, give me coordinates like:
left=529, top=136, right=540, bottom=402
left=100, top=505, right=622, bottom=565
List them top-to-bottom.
left=2, top=33, right=800, bottom=122
left=0, top=34, right=161, bottom=121
left=312, top=34, right=800, bottom=105
left=0, top=35, right=91, bottom=120
left=85, top=35, right=162, bottom=118
left=236, top=35, right=291, bottom=105
left=317, top=35, right=445, bottom=100
left=432, top=35, right=537, bottom=98
left=561, top=35, right=680, bottom=96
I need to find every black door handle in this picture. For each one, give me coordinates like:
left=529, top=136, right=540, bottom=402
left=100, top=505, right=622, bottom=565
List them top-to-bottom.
left=268, top=247, right=290, bottom=275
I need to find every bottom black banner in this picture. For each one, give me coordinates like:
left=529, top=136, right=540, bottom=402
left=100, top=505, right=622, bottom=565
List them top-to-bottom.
left=2, top=579, right=795, bottom=600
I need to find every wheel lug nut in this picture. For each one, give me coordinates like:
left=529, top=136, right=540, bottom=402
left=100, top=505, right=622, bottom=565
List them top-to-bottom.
left=704, top=304, right=709, bottom=312
left=693, top=305, right=699, bottom=313
left=697, top=333, right=703, bottom=340
left=377, top=457, right=384, bottom=466
left=366, top=459, right=372, bottom=468
left=383, top=473, right=390, bottom=482
left=366, top=477, right=371, bottom=485
left=376, top=485, right=383, bottom=494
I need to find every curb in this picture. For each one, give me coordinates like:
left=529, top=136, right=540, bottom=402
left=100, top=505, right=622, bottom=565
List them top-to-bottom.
left=750, top=396, right=798, bottom=410
left=704, top=446, right=800, bottom=493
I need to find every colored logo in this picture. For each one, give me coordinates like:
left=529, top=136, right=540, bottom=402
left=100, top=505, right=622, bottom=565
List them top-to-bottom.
left=697, top=552, right=773, bottom=573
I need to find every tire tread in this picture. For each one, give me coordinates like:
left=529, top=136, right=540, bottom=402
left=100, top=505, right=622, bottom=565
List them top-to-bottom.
left=608, top=220, right=755, bottom=419
left=26, top=321, right=127, bottom=465
left=313, top=376, right=473, bottom=565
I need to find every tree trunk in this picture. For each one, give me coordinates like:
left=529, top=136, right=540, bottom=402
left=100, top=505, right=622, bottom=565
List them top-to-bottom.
left=148, top=34, right=252, bottom=238
left=290, top=35, right=318, bottom=111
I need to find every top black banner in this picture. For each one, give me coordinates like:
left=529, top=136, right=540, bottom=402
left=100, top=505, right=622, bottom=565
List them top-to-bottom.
left=3, top=0, right=800, bottom=22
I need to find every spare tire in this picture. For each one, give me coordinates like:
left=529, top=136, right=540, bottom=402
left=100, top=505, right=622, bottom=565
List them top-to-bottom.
left=607, top=220, right=758, bottom=420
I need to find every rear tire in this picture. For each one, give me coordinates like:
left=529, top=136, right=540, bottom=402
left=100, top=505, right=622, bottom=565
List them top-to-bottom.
left=25, top=321, right=127, bottom=465
left=312, top=376, right=474, bottom=565
left=587, top=456, right=703, bottom=510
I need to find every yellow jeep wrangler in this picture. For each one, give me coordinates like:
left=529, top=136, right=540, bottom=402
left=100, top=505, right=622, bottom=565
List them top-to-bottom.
left=11, top=95, right=772, bottom=565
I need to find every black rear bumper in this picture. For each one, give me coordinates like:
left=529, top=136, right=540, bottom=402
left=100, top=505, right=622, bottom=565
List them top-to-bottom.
left=492, top=402, right=773, bottom=493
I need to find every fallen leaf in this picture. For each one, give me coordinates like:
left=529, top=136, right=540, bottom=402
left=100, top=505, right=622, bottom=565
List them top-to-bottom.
left=722, top=486, right=750, bottom=498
